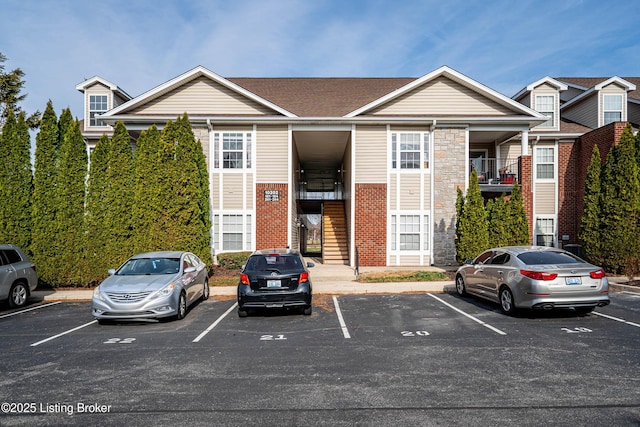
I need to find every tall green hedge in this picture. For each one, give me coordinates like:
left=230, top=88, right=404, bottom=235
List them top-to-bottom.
left=579, top=145, right=602, bottom=265
left=455, top=170, right=489, bottom=263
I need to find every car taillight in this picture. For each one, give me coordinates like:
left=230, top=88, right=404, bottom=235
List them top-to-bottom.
left=590, top=269, right=606, bottom=279
left=520, top=270, right=558, bottom=281
left=299, top=272, right=309, bottom=283
left=240, top=274, right=250, bottom=285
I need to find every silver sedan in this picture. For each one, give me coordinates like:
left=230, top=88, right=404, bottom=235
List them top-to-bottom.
left=455, top=246, right=610, bottom=315
left=92, top=251, right=209, bottom=323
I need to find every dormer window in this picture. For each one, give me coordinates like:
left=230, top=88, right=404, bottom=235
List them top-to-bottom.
left=603, top=94, right=622, bottom=125
left=89, top=95, right=108, bottom=127
left=535, top=95, right=555, bottom=128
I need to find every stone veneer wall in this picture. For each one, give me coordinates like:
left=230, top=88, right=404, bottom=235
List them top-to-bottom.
left=432, top=128, right=466, bottom=265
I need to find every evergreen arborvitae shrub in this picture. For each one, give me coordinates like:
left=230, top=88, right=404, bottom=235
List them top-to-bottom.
left=31, top=101, right=59, bottom=286
left=52, top=118, right=87, bottom=286
left=579, top=145, right=603, bottom=265
left=455, top=170, right=489, bottom=264
left=506, top=182, right=530, bottom=246
left=487, top=195, right=509, bottom=248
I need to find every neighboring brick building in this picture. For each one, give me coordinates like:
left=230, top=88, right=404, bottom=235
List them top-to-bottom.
left=75, top=68, right=639, bottom=266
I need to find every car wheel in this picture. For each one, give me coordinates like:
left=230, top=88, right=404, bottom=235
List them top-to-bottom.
left=455, top=275, right=467, bottom=296
left=202, top=279, right=209, bottom=301
left=8, top=282, right=29, bottom=308
left=499, top=286, right=516, bottom=315
left=176, top=292, right=187, bottom=320
left=303, top=305, right=312, bottom=316
left=575, top=306, right=595, bottom=314
left=238, top=308, right=248, bottom=318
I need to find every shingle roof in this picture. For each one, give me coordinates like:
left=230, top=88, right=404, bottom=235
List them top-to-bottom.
left=227, top=77, right=416, bottom=117
left=557, top=77, right=640, bottom=101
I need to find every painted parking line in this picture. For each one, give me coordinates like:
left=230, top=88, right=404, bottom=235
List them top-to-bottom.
left=427, top=293, right=507, bottom=335
left=332, top=296, right=351, bottom=339
left=0, top=302, right=61, bottom=319
left=192, top=302, right=238, bottom=343
left=593, top=311, right=640, bottom=328
left=30, top=320, right=97, bottom=347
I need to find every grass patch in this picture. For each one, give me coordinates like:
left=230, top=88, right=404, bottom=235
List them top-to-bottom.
left=357, top=270, right=448, bottom=283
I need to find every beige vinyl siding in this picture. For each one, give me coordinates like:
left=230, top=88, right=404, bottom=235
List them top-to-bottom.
left=130, top=76, right=275, bottom=116
left=370, top=76, right=514, bottom=116
left=519, top=93, right=531, bottom=108
left=563, top=95, right=598, bottom=129
left=629, top=103, right=640, bottom=128
left=256, top=125, right=288, bottom=183
left=355, top=125, right=387, bottom=182
left=192, top=128, right=209, bottom=168
left=500, top=142, right=524, bottom=159
left=245, top=173, right=254, bottom=209
left=220, top=174, right=245, bottom=209
left=398, top=174, right=421, bottom=210
left=423, top=174, right=431, bottom=205
left=389, top=175, right=397, bottom=206
left=211, top=176, right=220, bottom=210
left=535, top=182, right=556, bottom=214
left=391, top=255, right=420, bottom=266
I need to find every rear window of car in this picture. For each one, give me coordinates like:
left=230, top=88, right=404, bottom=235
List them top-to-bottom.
left=2, top=249, right=22, bottom=264
left=517, top=251, right=581, bottom=265
left=245, top=255, right=303, bottom=273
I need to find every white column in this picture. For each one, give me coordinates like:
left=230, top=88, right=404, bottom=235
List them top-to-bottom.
left=521, top=130, right=529, bottom=156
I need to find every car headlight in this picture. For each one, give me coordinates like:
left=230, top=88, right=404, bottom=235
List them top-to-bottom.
left=154, top=282, right=175, bottom=298
left=92, top=286, right=105, bottom=301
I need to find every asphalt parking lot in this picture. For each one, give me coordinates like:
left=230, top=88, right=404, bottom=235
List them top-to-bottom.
left=1, top=290, right=639, bottom=426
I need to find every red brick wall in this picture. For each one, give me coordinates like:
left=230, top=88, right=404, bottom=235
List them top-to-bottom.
left=574, top=122, right=627, bottom=231
left=558, top=141, right=579, bottom=244
left=518, top=155, right=533, bottom=243
left=256, top=184, right=288, bottom=250
left=354, top=184, right=386, bottom=266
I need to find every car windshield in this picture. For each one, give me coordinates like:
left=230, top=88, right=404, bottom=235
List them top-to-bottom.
left=517, top=251, right=582, bottom=265
left=245, top=255, right=302, bottom=274
left=117, top=258, right=181, bottom=275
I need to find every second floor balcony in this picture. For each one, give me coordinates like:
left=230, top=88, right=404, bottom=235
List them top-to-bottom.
left=471, top=158, right=519, bottom=188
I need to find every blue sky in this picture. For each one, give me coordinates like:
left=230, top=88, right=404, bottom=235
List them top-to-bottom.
left=2, top=0, right=639, bottom=121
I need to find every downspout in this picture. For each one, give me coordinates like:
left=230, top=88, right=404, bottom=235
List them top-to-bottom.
left=430, top=120, right=436, bottom=266
left=531, top=135, right=539, bottom=245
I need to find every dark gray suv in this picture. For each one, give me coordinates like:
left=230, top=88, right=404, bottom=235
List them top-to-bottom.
left=0, top=244, right=38, bottom=308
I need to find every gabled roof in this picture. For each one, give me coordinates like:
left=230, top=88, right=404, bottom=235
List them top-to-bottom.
left=101, top=66, right=297, bottom=118
left=345, top=66, right=543, bottom=119
left=76, top=76, right=132, bottom=101
left=512, top=76, right=568, bottom=101
left=558, top=76, right=639, bottom=109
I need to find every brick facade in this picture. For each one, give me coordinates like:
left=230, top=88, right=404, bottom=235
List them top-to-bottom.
left=256, top=183, right=288, bottom=250
left=354, top=184, right=387, bottom=266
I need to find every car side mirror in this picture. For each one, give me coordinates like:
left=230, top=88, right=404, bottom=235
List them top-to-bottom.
left=464, top=259, right=473, bottom=265
left=307, top=262, right=315, bottom=268
left=184, top=266, right=196, bottom=274
left=107, top=268, right=116, bottom=275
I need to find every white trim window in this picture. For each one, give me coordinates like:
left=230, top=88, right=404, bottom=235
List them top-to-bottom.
left=603, top=94, right=623, bottom=125
left=89, top=95, right=108, bottom=127
left=535, top=95, right=555, bottom=128
left=213, top=132, right=253, bottom=169
left=391, top=132, right=430, bottom=170
left=535, top=147, right=555, bottom=180
left=213, top=213, right=253, bottom=251
left=390, top=213, right=430, bottom=252
left=535, top=216, right=556, bottom=247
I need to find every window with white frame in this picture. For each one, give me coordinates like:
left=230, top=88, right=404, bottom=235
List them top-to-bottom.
left=603, top=94, right=623, bottom=125
left=89, top=95, right=108, bottom=127
left=535, top=95, right=555, bottom=128
left=213, top=132, right=253, bottom=169
left=391, top=132, right=430, bottom=170
left=535, top=147, right=555, bottom=180
left=213, top=214, right=253, bottom=251
left=390, top=214, right=430, bottom=252
left=535, top=217, right=555, bottom=247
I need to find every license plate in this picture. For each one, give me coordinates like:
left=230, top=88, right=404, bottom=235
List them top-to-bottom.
left=565, top=277, right=582, bottom=285
left=267, top=280, right=281, bottom=288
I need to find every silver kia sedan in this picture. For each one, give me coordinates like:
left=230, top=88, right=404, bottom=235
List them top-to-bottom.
left=455, top=246, right=610, bottom=315
left=92, top=251, right=209, bottom=323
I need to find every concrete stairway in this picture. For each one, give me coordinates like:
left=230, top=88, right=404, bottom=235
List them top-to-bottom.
left=322, top=201, right=349, bottom=265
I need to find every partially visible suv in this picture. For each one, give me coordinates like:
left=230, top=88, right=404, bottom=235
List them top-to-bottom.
left=0, top=244, right=38, bottom=308
left=237, top=248, right=313, bottom=317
